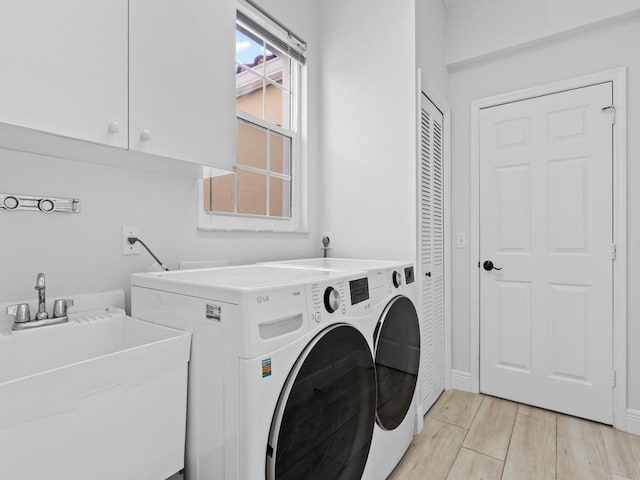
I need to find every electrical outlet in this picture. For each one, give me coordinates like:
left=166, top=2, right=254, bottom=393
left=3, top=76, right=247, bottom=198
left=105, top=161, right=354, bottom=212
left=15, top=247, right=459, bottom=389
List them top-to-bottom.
left=122, top=226, right=141, bottom=255
left=321, top=232, right=334, bottom=250
left=456, top=232, right=467, bottom=249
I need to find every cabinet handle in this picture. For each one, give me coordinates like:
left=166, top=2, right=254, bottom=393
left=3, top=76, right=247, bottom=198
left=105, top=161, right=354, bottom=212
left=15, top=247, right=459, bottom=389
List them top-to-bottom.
left=108, top=121, right=120, bottom=134
left=140, top=129, right=152, bottom=142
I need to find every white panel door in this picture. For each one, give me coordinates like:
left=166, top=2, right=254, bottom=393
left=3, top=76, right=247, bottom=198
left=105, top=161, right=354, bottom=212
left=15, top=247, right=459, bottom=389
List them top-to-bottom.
left=0, top=0, right=128, bottom=147
left=129, top=0, right=236, bottom=168
left=479, top=83, right=614, bottom=424
left=418, top=94, right=445, bottom=413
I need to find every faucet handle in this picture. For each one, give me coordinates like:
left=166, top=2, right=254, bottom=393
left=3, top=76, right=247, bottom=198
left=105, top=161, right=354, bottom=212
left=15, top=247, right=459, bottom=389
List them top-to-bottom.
left=53, top=298, right=74, bottom=318
left=7, top=303, right=31, bottom=323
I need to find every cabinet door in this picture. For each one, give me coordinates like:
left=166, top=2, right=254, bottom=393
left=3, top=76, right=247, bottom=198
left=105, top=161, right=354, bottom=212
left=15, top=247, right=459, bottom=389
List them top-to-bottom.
left=0, top=0, right=128, bottom=148
left=129, top=0, right=236, bottom=169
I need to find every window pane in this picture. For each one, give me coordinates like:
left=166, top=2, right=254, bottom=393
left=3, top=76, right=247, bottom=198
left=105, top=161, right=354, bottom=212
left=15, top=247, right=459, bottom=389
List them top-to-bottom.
left=236, top=26, right=264, bottom=69
left=266, top=45, right=291, bottom=91
left=236, top=70, right=264, bottom=119
left=265, top=85, right=290, bottom=128
left=237, top=120, right=267, bottom=169
left=270, top=132, right=291, bottom=175
left=238, top=169, right=267, bottom=215
left=211, top=173, right=235, bottom=213
left=203, top=177, right=212, bottom=212
left=269, top=177, right=291, bottom=218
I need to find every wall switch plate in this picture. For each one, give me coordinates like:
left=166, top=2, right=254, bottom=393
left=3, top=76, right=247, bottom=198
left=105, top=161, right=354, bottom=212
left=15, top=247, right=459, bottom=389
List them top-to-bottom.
left=122, top=226, right=141, bottom=255
left=321, top=232, right=334, bottom=250
left=456, top=232, right=467, bottom=249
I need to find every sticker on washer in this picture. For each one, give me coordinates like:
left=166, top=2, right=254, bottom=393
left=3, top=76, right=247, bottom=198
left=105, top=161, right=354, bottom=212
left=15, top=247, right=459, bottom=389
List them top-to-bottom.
left=205, top=304, right=221, bottom=321
left=262, top=358, right=272, bottom=378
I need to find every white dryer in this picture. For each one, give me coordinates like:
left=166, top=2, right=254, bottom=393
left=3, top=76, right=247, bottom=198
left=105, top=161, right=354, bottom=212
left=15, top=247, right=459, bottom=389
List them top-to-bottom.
left=261, top=259, right=421, bottom=480
left=131, top=265, right=382, bottom=480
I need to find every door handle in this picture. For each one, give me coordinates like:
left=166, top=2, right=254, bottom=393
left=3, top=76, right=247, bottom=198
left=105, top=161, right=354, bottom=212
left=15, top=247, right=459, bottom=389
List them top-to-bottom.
left=483, top=260, right=503, bottom=271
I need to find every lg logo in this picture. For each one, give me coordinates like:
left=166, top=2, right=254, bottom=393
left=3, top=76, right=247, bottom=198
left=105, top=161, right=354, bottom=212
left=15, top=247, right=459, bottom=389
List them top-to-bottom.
left=257, top=295, right=270, bottom=304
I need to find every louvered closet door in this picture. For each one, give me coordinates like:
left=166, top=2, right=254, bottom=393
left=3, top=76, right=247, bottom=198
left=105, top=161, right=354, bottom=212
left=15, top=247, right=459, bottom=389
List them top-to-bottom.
left=418, top=94, right=445, bottom=414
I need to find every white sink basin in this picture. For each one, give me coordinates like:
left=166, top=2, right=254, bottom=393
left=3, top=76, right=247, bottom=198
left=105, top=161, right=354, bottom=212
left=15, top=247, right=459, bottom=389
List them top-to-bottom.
left=0, top=290, right=191, bottom=480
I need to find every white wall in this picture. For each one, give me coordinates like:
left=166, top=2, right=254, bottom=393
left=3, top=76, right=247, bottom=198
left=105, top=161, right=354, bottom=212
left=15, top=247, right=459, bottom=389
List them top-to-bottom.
left=0, top=0, right=320, bottom=306
left=318, top=0, right=418, bottom=262
left=416, top=0, right=449, bottom=101
left=446, top=0, right=640, bottom=66
left=449, top=14, right=640, bottom=409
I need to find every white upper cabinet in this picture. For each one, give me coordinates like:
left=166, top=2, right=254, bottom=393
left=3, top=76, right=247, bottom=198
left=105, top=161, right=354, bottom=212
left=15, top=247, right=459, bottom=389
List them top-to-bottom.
left=0, top=0, right=128, bottom=148
left=0, top=0, right=236, bottom=170
left=129, top=0, right=236, bottom=169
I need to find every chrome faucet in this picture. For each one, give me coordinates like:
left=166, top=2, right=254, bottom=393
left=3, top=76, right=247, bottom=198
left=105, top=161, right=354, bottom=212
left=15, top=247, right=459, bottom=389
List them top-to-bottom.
left=5, top=273, right=73, bottom=331
left=34, top=273, right=48, bottom=320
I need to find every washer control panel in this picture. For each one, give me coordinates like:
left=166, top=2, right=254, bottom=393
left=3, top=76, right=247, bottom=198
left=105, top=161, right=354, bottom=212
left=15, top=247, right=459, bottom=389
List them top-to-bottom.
left=309, top=274, right=370, bottom=324
left=311, top=280, right=348, bottom=323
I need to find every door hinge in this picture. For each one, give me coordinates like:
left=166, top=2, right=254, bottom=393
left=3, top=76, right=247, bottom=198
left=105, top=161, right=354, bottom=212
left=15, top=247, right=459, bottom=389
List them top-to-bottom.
left=602, top=105, right=616, bottom=125
left=611, top=243, right=617, bottom=261
left=613, top=370, right=617, bottom=388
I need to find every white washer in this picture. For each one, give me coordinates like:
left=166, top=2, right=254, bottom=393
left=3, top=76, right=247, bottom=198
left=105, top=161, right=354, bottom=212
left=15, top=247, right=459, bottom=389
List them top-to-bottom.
left=261, top=259, right=421, bottom=479
left=131, top=265, right=383, bottom=480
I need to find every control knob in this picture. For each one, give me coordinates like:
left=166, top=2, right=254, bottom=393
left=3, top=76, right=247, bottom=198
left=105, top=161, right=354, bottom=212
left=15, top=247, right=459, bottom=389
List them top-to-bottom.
left=392, top=271, right=403, bottom=288
left=324, top=287, right=341, bottom=313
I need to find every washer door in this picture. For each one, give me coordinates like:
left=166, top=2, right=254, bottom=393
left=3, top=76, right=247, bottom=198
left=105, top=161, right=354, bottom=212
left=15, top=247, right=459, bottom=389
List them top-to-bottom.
left=374, top=295, right=421, bottom=430
left=266, top=324, right=376, bottom=480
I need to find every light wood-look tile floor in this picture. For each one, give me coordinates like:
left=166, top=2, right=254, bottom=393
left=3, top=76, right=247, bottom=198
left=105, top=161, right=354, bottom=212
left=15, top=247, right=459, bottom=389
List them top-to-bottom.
left=389, top=390, right=640, bottom=480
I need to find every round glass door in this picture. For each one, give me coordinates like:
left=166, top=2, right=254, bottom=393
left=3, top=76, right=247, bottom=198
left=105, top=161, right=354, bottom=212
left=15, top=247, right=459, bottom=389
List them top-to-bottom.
left=374, top=295, right=421, bottom=430
left=267, top=324, right=376, bottom=480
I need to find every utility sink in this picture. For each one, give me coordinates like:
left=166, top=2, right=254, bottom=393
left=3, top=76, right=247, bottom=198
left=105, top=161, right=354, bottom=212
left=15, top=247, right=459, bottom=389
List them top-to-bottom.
left=0, top=290, right=191, bottom=480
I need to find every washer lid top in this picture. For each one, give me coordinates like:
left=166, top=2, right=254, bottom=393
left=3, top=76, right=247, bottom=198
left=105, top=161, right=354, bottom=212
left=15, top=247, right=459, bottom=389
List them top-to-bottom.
left=132, top=265, right=363, bottom=294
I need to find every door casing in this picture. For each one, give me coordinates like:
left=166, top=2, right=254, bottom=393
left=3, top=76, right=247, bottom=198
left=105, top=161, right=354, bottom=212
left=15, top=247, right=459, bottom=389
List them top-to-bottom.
left=468, top=67, right=628, bottom=430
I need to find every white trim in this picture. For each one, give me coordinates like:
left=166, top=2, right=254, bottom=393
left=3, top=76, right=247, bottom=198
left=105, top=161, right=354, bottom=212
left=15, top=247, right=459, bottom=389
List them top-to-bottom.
left=469, top=67, right=628, bottom=429
left=611, top=69, right=628, bottom=432
left=443, top=102, right=452, bottom=391
left=450, top=369, right=473, bottom=392
left=627, top=409, right=640, bottom=436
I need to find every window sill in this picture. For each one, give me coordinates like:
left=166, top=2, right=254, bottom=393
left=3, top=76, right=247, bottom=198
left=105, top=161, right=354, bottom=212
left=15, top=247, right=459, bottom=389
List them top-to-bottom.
left=198, top=210, right=306, bottom=234
left=198, top=226, right=310, bottom=234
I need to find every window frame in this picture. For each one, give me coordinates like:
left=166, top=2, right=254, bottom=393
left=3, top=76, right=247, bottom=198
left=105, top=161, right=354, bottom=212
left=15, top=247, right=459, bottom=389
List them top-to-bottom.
left=198, top=9, right=306, bottom=233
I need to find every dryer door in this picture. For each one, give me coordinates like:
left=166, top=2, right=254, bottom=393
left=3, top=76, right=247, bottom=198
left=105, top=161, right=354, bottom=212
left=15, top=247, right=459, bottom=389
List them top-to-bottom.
left=374, top=295, right=421, bottom=430
left=266, top=324, right=376, bottom=480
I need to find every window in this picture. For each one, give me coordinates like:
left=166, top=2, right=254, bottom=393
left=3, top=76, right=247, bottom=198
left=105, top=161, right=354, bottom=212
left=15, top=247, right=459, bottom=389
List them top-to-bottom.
left=200, top=3, right=306, bottom=232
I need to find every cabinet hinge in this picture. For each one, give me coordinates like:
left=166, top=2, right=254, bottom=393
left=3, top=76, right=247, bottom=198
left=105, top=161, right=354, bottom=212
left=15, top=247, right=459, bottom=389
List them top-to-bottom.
left=602, top=105, right=616, bottom=125
left=611, top=243, right=617, bottom=261
left=613, top=370, right=617, bottom=388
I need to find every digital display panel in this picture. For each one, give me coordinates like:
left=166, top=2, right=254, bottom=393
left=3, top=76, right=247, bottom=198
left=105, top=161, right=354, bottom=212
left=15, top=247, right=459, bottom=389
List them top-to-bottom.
left=405, top=266, right=415, bottom=284
left=349, top=277, right=370, bottom=305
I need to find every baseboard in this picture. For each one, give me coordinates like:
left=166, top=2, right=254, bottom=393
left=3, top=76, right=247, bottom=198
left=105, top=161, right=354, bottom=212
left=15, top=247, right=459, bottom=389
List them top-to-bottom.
left=450, top=369, right=473, bottom=392
left=627, top=409, right=640, bottom=436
